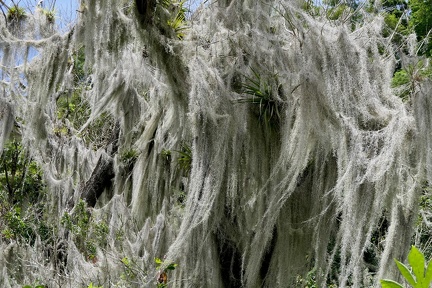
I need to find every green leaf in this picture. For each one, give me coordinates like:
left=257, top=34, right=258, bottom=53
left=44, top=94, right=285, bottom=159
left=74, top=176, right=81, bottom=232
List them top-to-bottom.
left=408, top=246, right=425, bottom=283
left=121, top=257, right=130, bottom=266
left=155, top=257, right=163, bottom=264
left=395, top=259, right=416, bottom=287
left=425, top=260, right=432, bottom=285
left=166, top=263, right=177, bottom=270
left=380, top=279, right=404, bottom=288
left=22, top=286, right=33, bottom=288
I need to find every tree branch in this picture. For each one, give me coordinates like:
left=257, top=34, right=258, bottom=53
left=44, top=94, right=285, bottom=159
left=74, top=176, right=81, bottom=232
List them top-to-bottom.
left=80, top=123, right=120, bottom=207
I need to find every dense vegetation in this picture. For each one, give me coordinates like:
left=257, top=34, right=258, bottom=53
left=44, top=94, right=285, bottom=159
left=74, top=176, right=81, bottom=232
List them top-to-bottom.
left=1, top=0, right=432, bottom=287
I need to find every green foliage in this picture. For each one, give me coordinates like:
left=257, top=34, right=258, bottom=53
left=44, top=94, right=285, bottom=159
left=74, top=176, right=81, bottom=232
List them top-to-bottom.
left=160, top=0, right=188, bottom=39
left=301, top=0, right=321, bottom=17
left=319, top=0, right=364, bottom=28
left=376, top=0, right=431, bottom=55
left=381, top=0, right=409, bottom=39
left=409, top=0, right=432, bottom=56
left=327, top=4, right=349, bottom=21
left=167, top=5, right=187, bottom=39
left=383, top=12, right=410, bottom=43
left=58, top=46, right=117, bottom=150
left=68, top=46, right=88, bottom=84
left=56, top=48, right=97, bottom=135
left=391, top=61, right=432, bottom=101
left=234, top=68, right=282, bottom=128
left=391, top=69, right=410, bottom=87
left=391, top=69, right=410, bottom=101
left=56, top=88, right=116, bottom=150
left=56, top=89, right=87, bottom=125
left=0, top=139, right=50, bottom=244
left=0, top=140, right=45, bottom=204
left=174, top=143, right=192, bottom=176
left=120, top=149, right=138, bottom=171
left=120, top=149, right=138, bottom=162
left=160, top=149, right=172, bottom=166
left=416, top=185, right=432, bottom=260
left=174, top=188, right=186, bottom=206
left=61, top=199, right=109, bottom=261
left=61, top=200, right=91, bottom=245
left=0, top=203, right=52, bottom=245
left=2, top=207, right=34, bottom=242
left=93, top=220, right=109, bottom=246
left=115, top=227, right=125, bottom=244
left=380, top=246, right=432, bottom=288
left=116, top=255, right=149, bottom=285
left=121, top=256, right=137, bottom=280
left=155, top=257, right=177, bottom=287
left=155, top=258, right=177, bottom=271
left=295, top=269, right=338, bottom=288
left=296, top=269, right=318, bottom=287
left=380, top=280, right=403, bottom=288
left=87, top=283, right=102, bottom=288
left=22, top=284, right=46, bottom=288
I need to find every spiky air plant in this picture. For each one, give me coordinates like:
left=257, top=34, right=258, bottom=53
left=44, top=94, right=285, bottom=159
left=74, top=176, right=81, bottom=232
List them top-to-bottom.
left=6, top=5, right=26, bottom=23
left=234, top=68, right=283, bottom=128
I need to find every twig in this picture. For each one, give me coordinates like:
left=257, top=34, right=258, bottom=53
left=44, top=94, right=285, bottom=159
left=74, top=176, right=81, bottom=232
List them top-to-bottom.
left=0, top=0, right=11, bottom=10
left=416, top=29, right=432, bottom=56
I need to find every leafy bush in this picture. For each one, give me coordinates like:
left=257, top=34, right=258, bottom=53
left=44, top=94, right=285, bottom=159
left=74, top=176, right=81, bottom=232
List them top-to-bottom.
left=391, top=70, right=410, bottom=88
left=0, top=139, right=50, bottom=244
left=0, top=140, right=45, bottom=204
left=61, top=199, right=109, bottom=261
left=2, top=207, right=34, bottom=242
